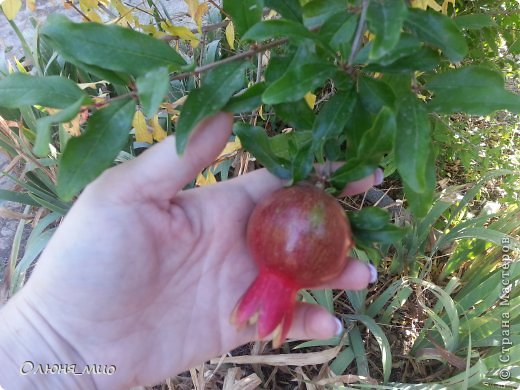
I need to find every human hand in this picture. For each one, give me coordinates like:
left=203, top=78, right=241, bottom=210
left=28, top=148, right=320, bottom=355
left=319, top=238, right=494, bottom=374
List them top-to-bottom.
left=0, top=112, right=380, bottom=389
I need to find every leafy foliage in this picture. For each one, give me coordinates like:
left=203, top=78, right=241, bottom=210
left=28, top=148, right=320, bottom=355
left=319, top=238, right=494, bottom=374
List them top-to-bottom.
left=0, top=0, right=519, bottom=387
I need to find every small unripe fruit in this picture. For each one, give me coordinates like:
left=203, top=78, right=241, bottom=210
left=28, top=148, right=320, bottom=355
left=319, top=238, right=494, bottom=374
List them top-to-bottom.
left=231, top=184, right=354, bottom=347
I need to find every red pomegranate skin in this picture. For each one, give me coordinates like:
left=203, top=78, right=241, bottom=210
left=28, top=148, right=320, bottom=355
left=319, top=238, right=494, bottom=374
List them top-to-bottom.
left=231, top=184, right=353, bottom=347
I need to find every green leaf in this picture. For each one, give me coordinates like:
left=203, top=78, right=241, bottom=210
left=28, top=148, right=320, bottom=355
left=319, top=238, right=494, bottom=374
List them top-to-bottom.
left=223, top=0, right=264, bottom=37
left=265, top=0, right=302, bottom=22
left=302, top=0, right=348, bottom=29
left=366, top=0, right=408, bottom=60
left=405, top=9, right=468, bottom=63
left=323, top=13, right=358, bottom=58
left=40, top=14, right=186, bottom=79
left=454, top=14, right=496, bottom=30
left=243, top=19, right=315, bottom=42
left=355, top=34, right=422, bottom=66
left=365, top=47, right=441, bottom=74
left=176, top=61, right=248, bottom=154
left=262, top=63, right=336, bottom=105
left=426, top=66, right=520, bottom=115
left=136, top=67, right=170, bottom=118
left=0, top=73, right=87, bottom=109
left=358, top=76, right=396, bottom=114
left=224, top=82, right=266, bottom=113
left=312, top=89, right=356, bottom=157
left=395, top=93, right=431, bottom=193
left=34, top=97, right=86, bottom=157
left=57, top=98, right=135, bottom=201
left=273, top=99, right=316, bottom=130
left=357, top=106, right=396, bottom=158
left=234, top=123, right=292, bottom=180
left=270, top=131, right=313, bottom=159
left=290, top=142, right=314, bottom=183
left=403, top=148, right=436, bottom=218
left=330, top=159, right=378, bottom=191
left=0, top=189, right=40, bottom=206
left=349, top=207, right=389, bottom=231
left=354, top=224, right=407, bottom=244
left=345, top=314, right=393, bottom=383
left=330, top=347, right=355, bottom=375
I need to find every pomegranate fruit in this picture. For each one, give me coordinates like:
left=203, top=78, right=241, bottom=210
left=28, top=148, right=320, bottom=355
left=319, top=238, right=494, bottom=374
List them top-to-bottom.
left=231, top=183, right=354, bottom=347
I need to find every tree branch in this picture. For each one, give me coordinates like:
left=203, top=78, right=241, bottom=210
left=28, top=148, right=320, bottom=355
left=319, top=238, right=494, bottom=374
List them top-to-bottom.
left=347, top=0, right=370, bottom=67
left=170, top=38, right=288, bottom=81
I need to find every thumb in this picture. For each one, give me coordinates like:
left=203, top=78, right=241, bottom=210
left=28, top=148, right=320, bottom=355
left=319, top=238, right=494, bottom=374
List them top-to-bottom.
left=94, top=112, right=234, bottom=200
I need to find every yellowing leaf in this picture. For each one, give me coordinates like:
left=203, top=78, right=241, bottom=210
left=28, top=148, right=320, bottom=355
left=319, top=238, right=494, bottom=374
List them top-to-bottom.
left=1, top=0, right=22, bottom=20
left=26, top=0, right=36, bottom=12
left=80, top=0, right=97, bottom=8
left=111, top=0, right=137, bottom=26
left=185, top=0, right=198, bottom=18
left=410, top=0, right=442, bottom=12
left=441, top=0, right=455, bottom=14
left=194, top=3, right=208, bottom=34
left=225, top=20, right=235, bottom=50
left=160, top=21, right=200, bottom=47
left=137, top=22, right=165, bottom=39
left=14, top=57, right=27, bottom=73
left=304, top=92, right=316, bottom=109
left=161, top=96, right=187, bottom=114
left=259, top=104, right=266, bottom=120
left=46, top=108, right=87, bottom=137
left=133, top=110, right=153, bottom=143
left=150, top=115, right=167, bottom=141
left=218, top=138, right=242, bottom=158
left=196, top=169, right=217, bottom=186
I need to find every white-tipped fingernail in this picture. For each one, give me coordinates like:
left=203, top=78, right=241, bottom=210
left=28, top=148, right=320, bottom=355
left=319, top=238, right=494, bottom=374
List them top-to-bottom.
left=374, top=168, right=384, bottom=186
left=368, top=262, right=378, bottom=284
left=334, top=317, right=344, bottom=336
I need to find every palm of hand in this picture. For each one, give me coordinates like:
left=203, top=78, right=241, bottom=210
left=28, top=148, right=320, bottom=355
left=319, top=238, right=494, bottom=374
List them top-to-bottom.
left=17, top=113, right=376, bottom=388
left=26, top=172, right=273, bottom=386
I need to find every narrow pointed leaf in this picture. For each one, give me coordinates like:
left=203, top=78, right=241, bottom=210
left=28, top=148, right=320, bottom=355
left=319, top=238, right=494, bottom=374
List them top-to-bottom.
left=223, top=0, right=264, bottom=36
left=265, top=0, right=302, bottom=22
left=366, top=0, right=408, bottom=60
left=405, top=9, right=467, bottom=63
left=40, top=14, right=186, bottom=78
left=242, top=20, right=315, bottom=42
left=176, top=61, right=248, bottom=154
left=262, top=63, right=336, bottom=105
left=426, top=66, right=520, bottom=114
left=136, top=67, right=170, bottom=118
left=0, top=73, right=87, bottom=109
left=224, top=82, right=266, bottom=113
left=312, top=89, right=356, bottom=155
left=395, top=93, right=431, bottom=193
left=34, top=97, right=86, bottom=157
left=57, top=99, right=135, bottom=201
left=358, top=106, right=396, bottom=158
left=234, top=123, right=292, bottom=180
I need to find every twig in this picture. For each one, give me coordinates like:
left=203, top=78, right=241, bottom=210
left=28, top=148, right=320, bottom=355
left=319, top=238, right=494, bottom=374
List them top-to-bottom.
left=63, top=0, right=91, bottom=21
left=347, top=0, right=369, bottom=67
left=170, top=38, right=288, bottom=81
